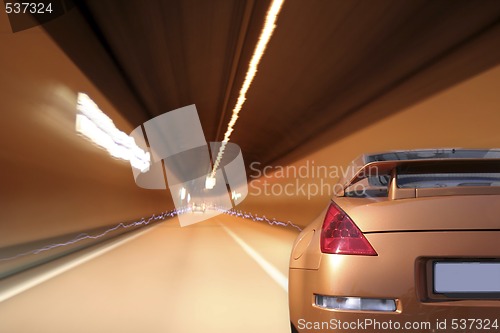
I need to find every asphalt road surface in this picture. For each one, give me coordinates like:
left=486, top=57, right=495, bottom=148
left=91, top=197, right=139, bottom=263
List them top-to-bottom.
left=0, top=214, right=300, bottom=333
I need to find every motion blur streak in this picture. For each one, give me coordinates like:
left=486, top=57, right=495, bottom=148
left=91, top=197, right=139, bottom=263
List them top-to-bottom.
left=209, top=0, right=285, bottom=179
left=76, top=93, right=151, bottom=172
left=0, top=208, right=299, bottom=263
left=225, top=209, right=302, bottom=231
left=0, top=211, right=177, bottom=262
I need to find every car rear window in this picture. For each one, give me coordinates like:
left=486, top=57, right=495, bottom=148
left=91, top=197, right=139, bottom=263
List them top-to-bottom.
left=397, top=172, right=500, bottom=189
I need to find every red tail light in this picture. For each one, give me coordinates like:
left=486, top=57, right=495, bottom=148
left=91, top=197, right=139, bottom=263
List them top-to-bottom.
left=320, top=202, right=377, bottom=256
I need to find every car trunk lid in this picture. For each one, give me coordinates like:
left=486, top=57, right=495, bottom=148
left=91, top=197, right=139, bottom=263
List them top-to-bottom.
left=337, top=195, right=500, bottom=233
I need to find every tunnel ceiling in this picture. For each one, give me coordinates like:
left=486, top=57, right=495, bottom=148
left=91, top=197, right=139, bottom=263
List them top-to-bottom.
left=42, top=0, right=500, bottom=168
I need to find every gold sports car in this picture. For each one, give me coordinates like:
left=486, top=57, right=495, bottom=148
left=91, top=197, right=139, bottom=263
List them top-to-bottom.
left=289, top=149, right=500, bottom=332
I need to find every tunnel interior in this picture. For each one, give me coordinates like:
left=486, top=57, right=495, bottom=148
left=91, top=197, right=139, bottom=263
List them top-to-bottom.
left=1, top=1, right=500, bottom=332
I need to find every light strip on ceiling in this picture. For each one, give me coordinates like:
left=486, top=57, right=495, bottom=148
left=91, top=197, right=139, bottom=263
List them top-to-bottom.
left=207, top=0, right=285, bottom=185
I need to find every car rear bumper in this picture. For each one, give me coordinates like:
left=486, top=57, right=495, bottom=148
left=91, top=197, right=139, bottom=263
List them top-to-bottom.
left=289, top=231, right=500, bottom=332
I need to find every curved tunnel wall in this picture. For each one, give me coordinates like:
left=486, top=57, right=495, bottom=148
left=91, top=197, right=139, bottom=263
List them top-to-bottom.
left=0, top=19, right=172, bottom=248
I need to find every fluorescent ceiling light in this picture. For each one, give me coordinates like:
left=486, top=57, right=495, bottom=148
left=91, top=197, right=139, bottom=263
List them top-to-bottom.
left=209, top=0, right=285, bottom=178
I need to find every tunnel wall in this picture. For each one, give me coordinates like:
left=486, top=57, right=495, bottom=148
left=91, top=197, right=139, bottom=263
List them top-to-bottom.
left=0, top=20, right=172, bottom=247
left=240, top=64, right=500, bottom=227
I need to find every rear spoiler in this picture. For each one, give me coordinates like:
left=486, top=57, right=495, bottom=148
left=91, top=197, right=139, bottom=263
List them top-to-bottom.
left=338, top=158, right=500, bottom=200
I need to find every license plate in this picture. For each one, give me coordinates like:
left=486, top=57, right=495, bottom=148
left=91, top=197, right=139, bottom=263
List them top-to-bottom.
left=434, top=262, right=500, bottom=294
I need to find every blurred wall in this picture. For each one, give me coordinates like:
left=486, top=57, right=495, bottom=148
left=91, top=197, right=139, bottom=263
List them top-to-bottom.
left=0, top=16, right=172, bottom=247
left=240, top=64, right=500, bottom=227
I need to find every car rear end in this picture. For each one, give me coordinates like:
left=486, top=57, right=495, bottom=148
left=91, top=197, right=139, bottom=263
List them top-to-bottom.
left=289, top=149, right=500, bottom=332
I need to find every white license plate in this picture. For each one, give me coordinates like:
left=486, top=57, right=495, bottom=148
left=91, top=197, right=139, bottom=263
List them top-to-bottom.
left=434, top=262, right=500, bottom=294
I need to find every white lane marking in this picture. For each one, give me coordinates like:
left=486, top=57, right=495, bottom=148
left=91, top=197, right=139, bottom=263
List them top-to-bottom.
left=219, top=222, right=288, bottom=292
left=0, top=225, right=159, bottom=303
